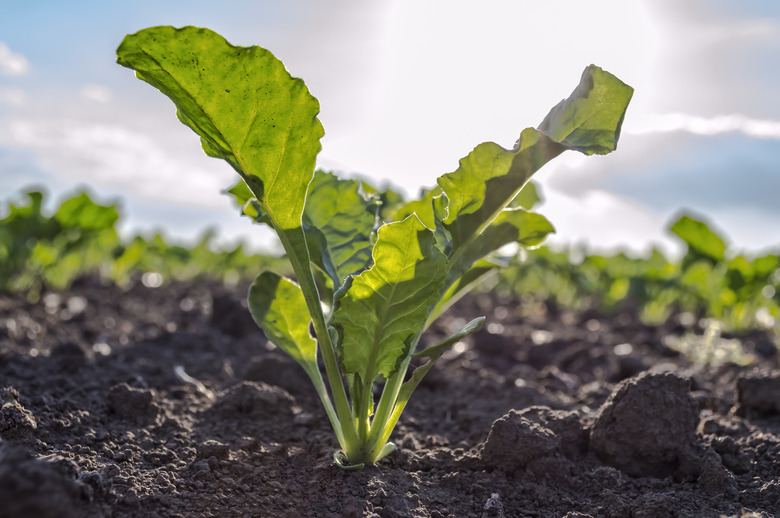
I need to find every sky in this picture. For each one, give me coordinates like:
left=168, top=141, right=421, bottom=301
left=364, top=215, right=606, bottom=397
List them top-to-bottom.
left=1, top=0, right=779, bottom=257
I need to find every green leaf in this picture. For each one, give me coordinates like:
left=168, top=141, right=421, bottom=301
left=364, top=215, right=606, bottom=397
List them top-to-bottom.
left=117, top=26, right=323, bottom=234
left=118, top=29, right=344, bottom=425
left=538, top=64, right=634, bottom=155
left=434, top=65, right=631, bottom=285
left=433, top=129, right=563, bottom=263
left=303, top=171, right=379, bottom=285
left=224, top=179, right=270, bottom=224
left=358, top=179, right=406, bottom=221
left=511, top=181, right=542, bottom=210
left=391, top=186, right=442, bottom=229
left=54, top=192, right=119, bottom=232
left=445, top=207, right=555, bottom=287
left=669, top=214, right=727, bottom=263
left=330, top=216, right=447, bottom=381
left=752, top=255, right=780, bottom=280
left=428, top=259, right=503, bottom=325
left=247, top=271, right=318, bottom=377
left=414, top=316, right=485, bottom=359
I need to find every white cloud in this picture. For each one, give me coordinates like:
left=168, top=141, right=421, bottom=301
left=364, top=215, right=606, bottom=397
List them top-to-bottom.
left=0, top=42, right=29, bottom=76
left=81, top=84, right=113, bottom=104
left=0, top=88, right=26, bottom=106
left=625, top=113, right=780, bottom=140
left=7, top=119, right=235, bottom=209
left=541, top=187, right=679, bottom=256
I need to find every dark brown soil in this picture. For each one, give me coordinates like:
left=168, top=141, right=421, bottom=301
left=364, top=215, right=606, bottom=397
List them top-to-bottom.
left=1, top=276, right=779, bottom=517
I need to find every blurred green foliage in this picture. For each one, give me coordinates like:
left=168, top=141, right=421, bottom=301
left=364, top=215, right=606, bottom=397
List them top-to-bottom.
left=2, top=187, right=778, bottom=333
left=0, top=188, right=287, bottom=300
left=499, top=210, right=779, bottom=331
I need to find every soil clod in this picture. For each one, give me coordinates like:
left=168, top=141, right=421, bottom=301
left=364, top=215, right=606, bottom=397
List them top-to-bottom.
left=589, top=371, right=702, bottom=478
left=106, top=382, right=161, bottom=424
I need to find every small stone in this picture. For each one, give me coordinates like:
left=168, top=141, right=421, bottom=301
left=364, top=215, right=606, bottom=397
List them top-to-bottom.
left=481, top=492, right=506, bottom=518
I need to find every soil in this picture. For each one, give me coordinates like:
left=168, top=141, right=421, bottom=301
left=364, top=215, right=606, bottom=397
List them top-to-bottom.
left=1, top=275, right=779, bottom=518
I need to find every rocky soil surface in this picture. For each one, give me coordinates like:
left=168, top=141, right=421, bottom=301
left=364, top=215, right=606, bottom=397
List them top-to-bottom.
left=1, top=276, right=779, bottom=517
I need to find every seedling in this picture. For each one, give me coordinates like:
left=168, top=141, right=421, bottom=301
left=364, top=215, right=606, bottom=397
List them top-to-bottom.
left=117, top=26, right=632, bottom=468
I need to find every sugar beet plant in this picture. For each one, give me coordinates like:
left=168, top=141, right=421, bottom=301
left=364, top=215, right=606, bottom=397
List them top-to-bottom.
left=117, top=26, right=632, bottom=468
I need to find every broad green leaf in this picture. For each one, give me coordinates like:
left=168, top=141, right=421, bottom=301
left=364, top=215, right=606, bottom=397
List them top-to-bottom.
left=117, top=26, right=323, bottom=233
left=118, top=28, right=331, bottom=387
left=436, top=65, right=632, bottom=275
left=538, top=65, right=634, bottom=156
left=434, top=130, right=562, bottom=261
left=303, top=171, right=379, bottom=285
left=225, top=179, right=254, bottom=208
left=511, top=181, right=542, bottom=210
left=391, top=187, right=442, bottom=229
left=54, top=192, right=119, bottom=231
left=445, top=208, right=555, bottom=287
left=427, top=209, right=555, bottom=324
left=670, top=214, right=727, bottom=264
left=330, top=216, right=447, bottom=381
left=304, top=227, right=341, bottom=295
left=726, top=255, right=752, bottom=292
left=752, top=255, right=780, bottom=280
left=428, top=259, right=503, bottom=325
left=679, top=261, right=720, bottom=295
left=247, top=271, right=318, bottom=377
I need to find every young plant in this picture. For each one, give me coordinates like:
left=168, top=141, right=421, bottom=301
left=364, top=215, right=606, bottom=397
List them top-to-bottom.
left=117, top=26, right=633, bottom=468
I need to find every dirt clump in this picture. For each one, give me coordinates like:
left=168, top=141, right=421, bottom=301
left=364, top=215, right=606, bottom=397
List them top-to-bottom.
left=589, top=371, right=702, bottom=478
left=480, top=406, right=585, bottom=472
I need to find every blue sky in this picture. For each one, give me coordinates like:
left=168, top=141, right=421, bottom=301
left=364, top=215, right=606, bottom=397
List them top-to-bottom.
left=1, top=0, right=779, bottom=256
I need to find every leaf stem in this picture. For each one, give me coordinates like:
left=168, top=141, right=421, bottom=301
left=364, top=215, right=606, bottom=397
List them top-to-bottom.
left=275, top=225, right=359, bottom=454
left=366, top=346, right=414, bottom=453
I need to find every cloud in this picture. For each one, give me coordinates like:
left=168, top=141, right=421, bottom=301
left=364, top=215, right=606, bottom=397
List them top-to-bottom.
left=0, top=42, right=29, bottom=76
left=81, top=84, right=112, bottom=103
left=0, top=89, right=26, bottom=106
left=625, top=113, right=780, bottom=140
left=6, top=119, right=235, bottom=209
left=539, top=126, right=780, bottom=253
left=605, top=131, right=780, bottom=213
left=541, top=187, right=678, bottom=256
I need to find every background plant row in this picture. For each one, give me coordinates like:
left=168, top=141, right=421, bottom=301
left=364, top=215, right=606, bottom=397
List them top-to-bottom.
left=2, top=184, right=778, bottom=334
